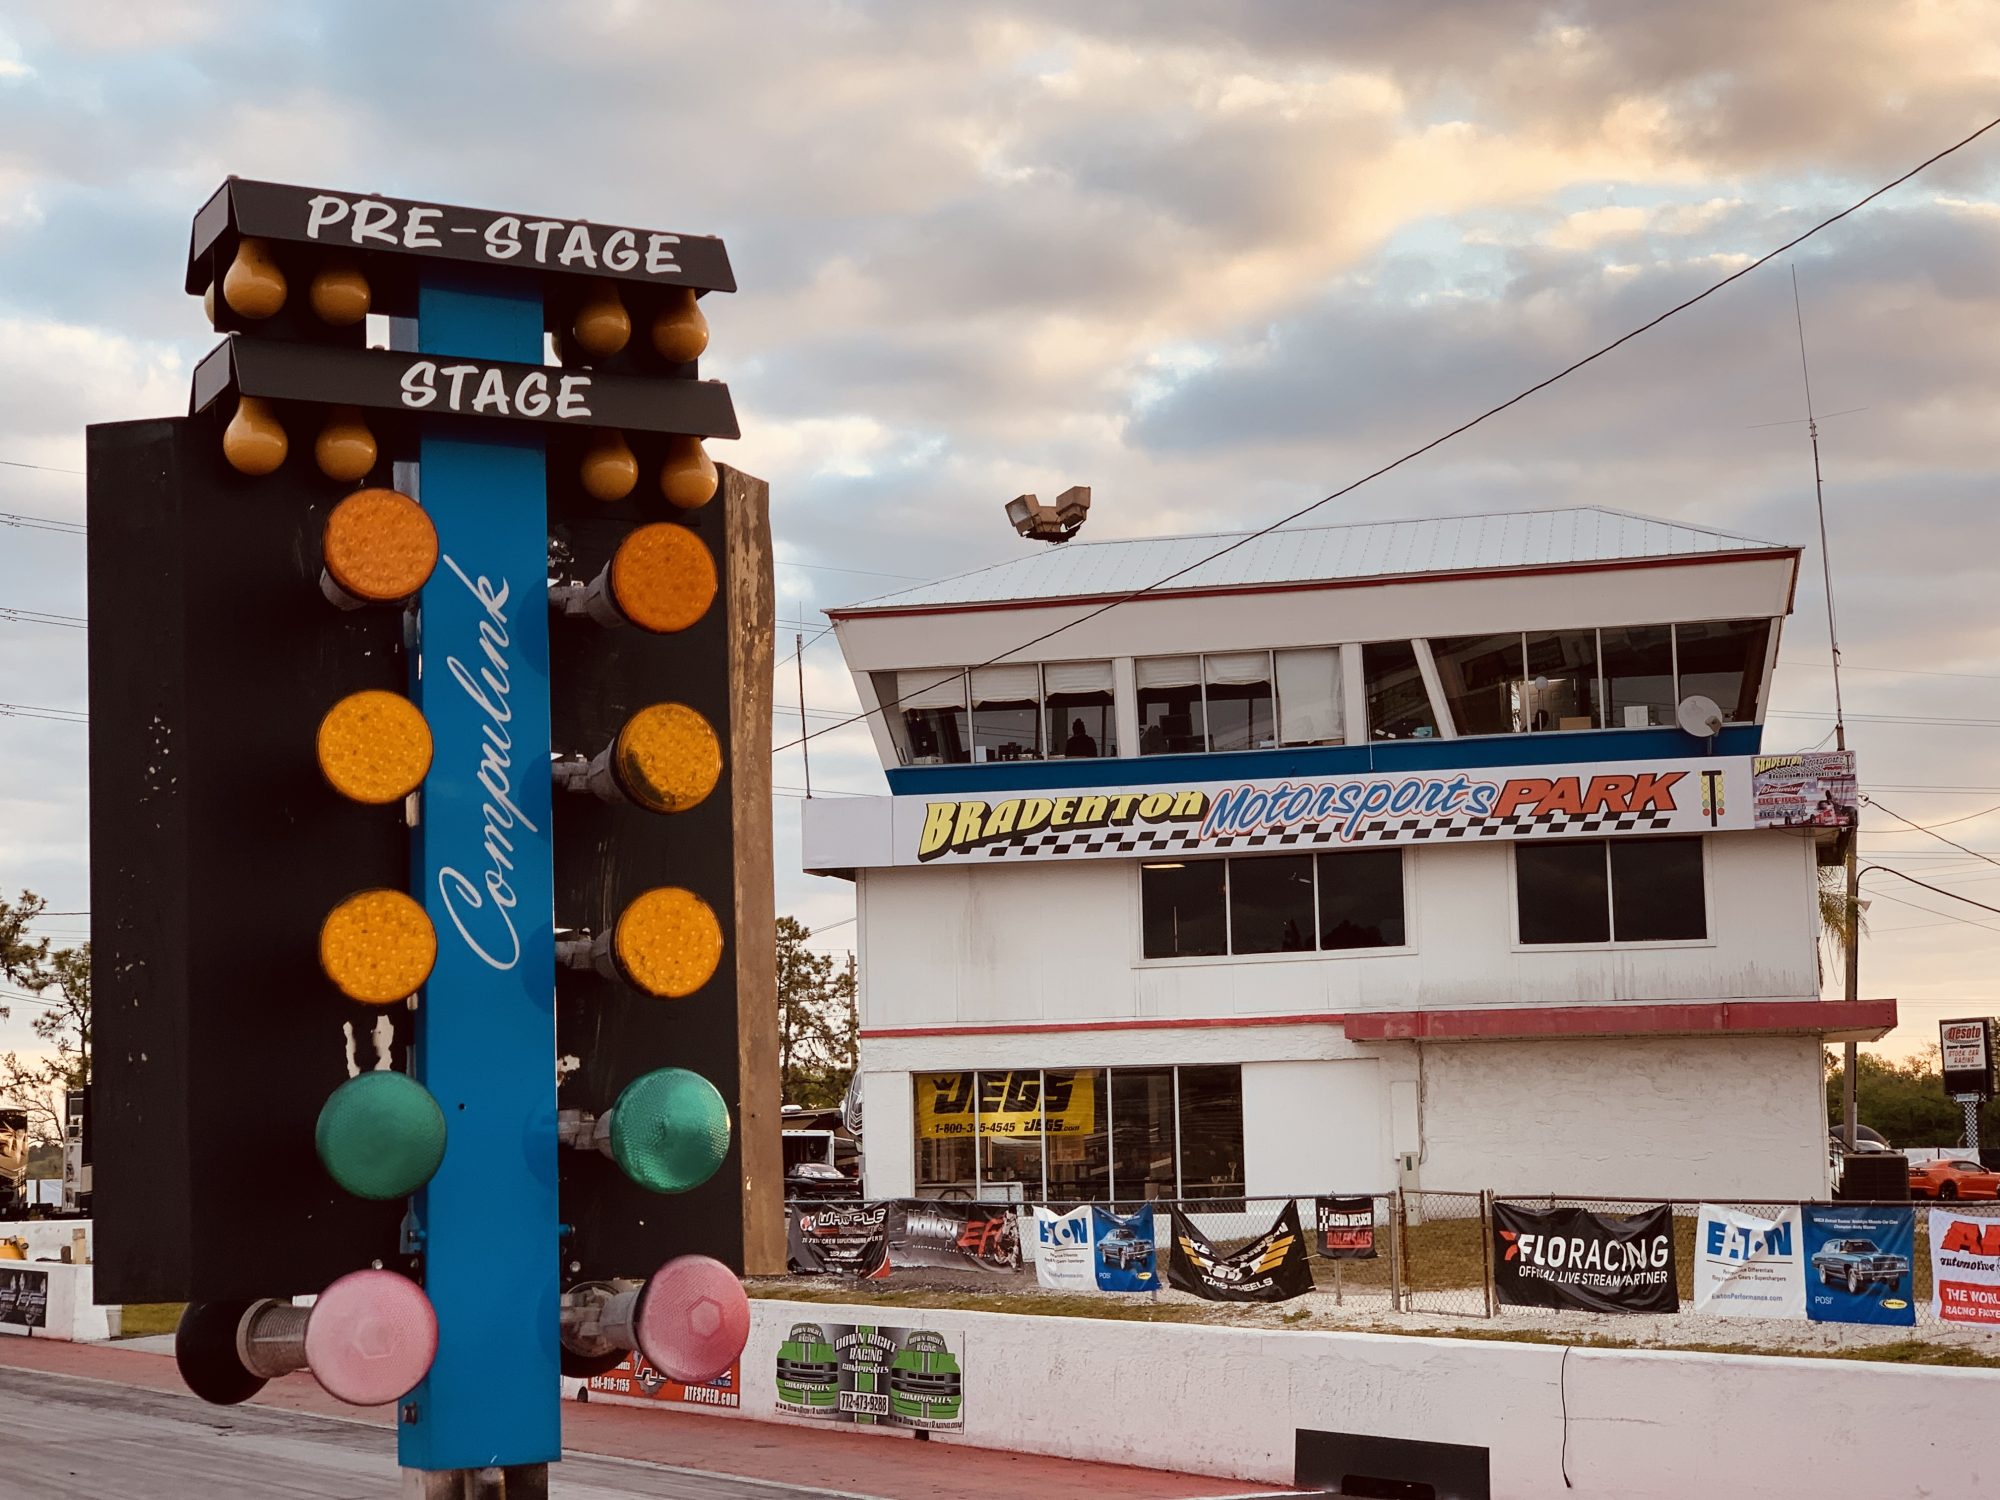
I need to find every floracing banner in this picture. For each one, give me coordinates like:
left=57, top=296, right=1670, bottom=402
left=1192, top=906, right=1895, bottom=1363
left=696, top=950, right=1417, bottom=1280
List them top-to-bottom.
left=858, top=753, right=1854, bottom=867
left=1315, top=1197, right=1378, bottom=1260
left=888, top=1201, right=1021, bottom=1273
left=786, top=1202, right=891, bottom=1279
left=1168, top=1202, right=1314, bottom=1303
left=1493, top=1203, right=1678, bottom=1314
left=1693, top=1205, right=1803, bottom=1319
left=1804, top=1205, right=1916, bottom=1327
left=1928, top=1209, right=2000, bottom=1327
left=774, top=1321, right=964, bottom=1431
left=584, top=1352, right=741, bottom=1409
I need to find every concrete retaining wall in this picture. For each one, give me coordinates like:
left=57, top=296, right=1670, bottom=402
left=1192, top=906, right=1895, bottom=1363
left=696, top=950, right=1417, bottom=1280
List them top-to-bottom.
left=645, top=1297, right=1994, bottom=1496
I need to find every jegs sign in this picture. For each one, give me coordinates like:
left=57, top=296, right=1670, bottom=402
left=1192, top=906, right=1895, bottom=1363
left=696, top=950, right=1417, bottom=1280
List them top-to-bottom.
left=868, top=753, right=1855, bottom=868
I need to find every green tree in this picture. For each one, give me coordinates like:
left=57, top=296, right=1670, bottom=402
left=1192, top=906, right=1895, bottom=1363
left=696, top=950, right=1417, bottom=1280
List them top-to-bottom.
left=0, top=891, right=89, bottom=1144
left=776, top=916, right=857, bottom=1109
left=1826, top=1047, right=1992, bottom=1149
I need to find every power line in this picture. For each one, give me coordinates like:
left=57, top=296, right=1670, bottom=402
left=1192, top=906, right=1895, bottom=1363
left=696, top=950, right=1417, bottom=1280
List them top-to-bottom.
left=774, top=110, right=2000, bottom=757
left=0, top=458, right=81, bottom=476
left=0, top=511, right=84, bottom=536
left=0, top=605, right=86, bottom=629
left=1788, top=660, right=2000, bottom=684
left=0, top=702, right=86, bottom=724
left=1771, top=709, right=2000, bottom=729
left=1866, top=799, right=2000, bottom=869
left=1860, top=804, right=2000, bottom=833
left=1860, top=864, right=2000, bottom=918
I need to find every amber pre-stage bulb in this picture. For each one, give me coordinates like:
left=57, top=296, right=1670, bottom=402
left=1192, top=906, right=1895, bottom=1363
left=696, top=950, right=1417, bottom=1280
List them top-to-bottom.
left=222, top=236, right=287, bottom=320
left=223, top=395, right=288, bottom=476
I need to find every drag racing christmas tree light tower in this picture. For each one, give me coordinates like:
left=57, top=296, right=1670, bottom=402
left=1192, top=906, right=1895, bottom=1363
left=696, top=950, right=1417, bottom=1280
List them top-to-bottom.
left=86, top=180, right=781, bottom=1496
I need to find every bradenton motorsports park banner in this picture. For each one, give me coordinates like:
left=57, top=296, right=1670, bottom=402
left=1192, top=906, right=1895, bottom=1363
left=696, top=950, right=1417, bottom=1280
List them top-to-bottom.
left=883, top=752, right=1855, bottom=867
left=1169, top=1201, right=1315, bottom=1302
left=1493, top=1203, right=1678, bottom=1314
left=1033, top=1204, right=1159, bottom=1292
left=775, top=1321, right=964, bottom=1431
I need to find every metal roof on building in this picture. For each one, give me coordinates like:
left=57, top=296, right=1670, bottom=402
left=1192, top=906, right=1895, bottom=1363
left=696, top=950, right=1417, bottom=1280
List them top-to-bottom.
left=832, top=506, right=1793, bottom=615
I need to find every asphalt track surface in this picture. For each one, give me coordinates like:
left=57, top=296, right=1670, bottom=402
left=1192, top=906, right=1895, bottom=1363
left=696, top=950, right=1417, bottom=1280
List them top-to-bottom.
left=0, top=1335, right=1299, bottom=1499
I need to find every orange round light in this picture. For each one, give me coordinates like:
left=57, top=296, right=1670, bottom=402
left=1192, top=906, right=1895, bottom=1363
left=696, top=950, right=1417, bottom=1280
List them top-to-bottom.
left=324, top=489, right=439, bottom=603
left=608, top=524, right=716, bottom=633
left=317, top=690, right=432, bottom=804
left=614, top=704, right=721, bottom=814
left=613, top=888, right=723, bottom=998
left=320, top=890, right=436, bottom=1004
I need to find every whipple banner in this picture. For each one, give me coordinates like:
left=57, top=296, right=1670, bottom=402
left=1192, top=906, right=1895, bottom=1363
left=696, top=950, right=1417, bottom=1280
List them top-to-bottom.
left=1315, top=1197, right=1378, bottom=1260
left=888, top=1201, right=1021, bottom=1273
left=786, top=1202, right=891, bottom=1278
left=1168, top=1202, right=1315, bottom=1303
left=1492, top=1203, right=1678, bottom=1314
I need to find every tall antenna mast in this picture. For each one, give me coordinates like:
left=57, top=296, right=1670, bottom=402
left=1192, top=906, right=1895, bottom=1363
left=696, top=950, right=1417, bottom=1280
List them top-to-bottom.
left=1795, top=264, right=1862, bottom=1155
left=1792, top=265, right=1847, bottom=750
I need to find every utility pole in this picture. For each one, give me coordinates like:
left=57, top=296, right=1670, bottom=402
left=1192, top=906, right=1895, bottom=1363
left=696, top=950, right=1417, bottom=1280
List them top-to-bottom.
left=798, top=631, right=812, bottom=799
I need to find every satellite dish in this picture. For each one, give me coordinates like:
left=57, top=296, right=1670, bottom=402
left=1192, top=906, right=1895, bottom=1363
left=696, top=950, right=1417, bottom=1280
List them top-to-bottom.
left=1676, top=694, right=1725, bottom=738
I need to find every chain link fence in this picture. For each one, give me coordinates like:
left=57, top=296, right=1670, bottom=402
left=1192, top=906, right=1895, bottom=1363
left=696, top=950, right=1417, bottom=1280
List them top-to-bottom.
left=785, top=1188, right=2000, bottom=1334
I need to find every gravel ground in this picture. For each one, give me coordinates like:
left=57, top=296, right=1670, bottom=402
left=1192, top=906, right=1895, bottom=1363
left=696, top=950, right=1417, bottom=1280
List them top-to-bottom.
left=752, top=1272, right=2000, bottom=1360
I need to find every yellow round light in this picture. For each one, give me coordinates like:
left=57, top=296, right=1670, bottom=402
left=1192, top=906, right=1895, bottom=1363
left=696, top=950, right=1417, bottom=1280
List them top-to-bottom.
left=323, top=489, right=438, bottom=603
left=609, top=524, right=716, bottom=633
left=317, top=690, right=432, bottom=804
left=614, top=704, right=721, bottom=814
left=614, top=888, right=723, bottom=998
left=320, top=890, right=437, bottom=1004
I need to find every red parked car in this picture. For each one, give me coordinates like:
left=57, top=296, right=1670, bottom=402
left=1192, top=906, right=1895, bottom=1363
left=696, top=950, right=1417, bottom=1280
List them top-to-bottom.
left=1909, top=1158, right=2000, bottom=1201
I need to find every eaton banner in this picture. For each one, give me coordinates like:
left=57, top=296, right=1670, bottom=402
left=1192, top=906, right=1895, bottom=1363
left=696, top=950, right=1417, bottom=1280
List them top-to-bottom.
left=808, top=753, right=1856, bottom=869
left=1031, top=1205, right=1159, bottom=1291
left=1693, top=1205, right=1803, bottom=1319
left=1804, top=1205, right=1916, bottom=1327
left=1031, top=1207, right=1095, bottom=1292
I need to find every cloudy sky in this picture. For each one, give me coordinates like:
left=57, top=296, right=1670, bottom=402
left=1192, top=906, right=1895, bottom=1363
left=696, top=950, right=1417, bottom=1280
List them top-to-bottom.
left=1, top=1, right=1997, bottom=1061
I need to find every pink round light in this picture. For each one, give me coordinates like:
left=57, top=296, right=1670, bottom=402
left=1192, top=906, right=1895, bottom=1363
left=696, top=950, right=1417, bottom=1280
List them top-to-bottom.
left=636, top=1255, right=750, bottom=1384
left=304, top=1269, right=439, bottom=1406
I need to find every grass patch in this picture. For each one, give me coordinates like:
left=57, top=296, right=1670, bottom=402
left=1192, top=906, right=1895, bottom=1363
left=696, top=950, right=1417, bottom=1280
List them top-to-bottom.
left=117, top=1303, right=184, bottom=1338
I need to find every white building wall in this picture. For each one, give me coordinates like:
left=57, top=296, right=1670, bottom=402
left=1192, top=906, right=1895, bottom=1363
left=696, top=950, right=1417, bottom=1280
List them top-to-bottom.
left=856, top=829, right=1820, bottom=1032
left=1416, top=1034, right=1831, bottom=1199
left=1241, top=1058, right=1389, bottom=1196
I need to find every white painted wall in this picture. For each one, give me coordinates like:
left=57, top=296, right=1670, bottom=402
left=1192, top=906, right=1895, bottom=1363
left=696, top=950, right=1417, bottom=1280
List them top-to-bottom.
left=857, top=830, right=1820, bottom=1032
left=1415, top=1034, right=1832, bottom=1200
left=1241, top=1058, right=1388, bottom=1196
left=637, top=1297, right=2000, bottom=1497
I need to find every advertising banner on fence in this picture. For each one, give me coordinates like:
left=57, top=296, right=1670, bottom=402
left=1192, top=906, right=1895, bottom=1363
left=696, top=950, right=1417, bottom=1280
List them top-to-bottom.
left=806, top=752, right=1862, bottom=871
left=1315, top=1197, right=1378, bottom=1260
left=888, top=1201, right=1021, bottom=1273
left=1169, top=1201, right=1314, bottom=1303
left=786, top=1202, right=891, bottom=1279
left=1492, top=1203, right=1678, bottom=1314
left=1803, top=1204, right=1916, bottom=1327
left=1093, top=1205, right=1158, bottom=1291
left=1693, top=1205, right=1804, bottom=1318
left=1032, top=1206, right=1094, bottom=1291
left=1928, top=1209, right=2000, bottom=1327
left=0, top=1268, right=46, bottom=1329
left=774, top=1321, right=964, bottom=1431
left=585, top=1352, right=741, bottom=1409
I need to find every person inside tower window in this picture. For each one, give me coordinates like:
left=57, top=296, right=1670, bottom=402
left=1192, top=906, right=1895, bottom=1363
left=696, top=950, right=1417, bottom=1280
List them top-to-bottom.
left=1065, top=717, right=1098, bottom=758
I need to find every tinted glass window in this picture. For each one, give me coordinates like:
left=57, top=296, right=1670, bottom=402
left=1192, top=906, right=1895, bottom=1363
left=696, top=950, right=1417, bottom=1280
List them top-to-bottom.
left=1674, top=619, right=1771, bottom=723
left=1601, top=626, right=1675, bottom=729
left=1524, top=629, right=1600, bottom=731
left=1431, top=634, right=1523, bottom=736
left=1363, top=641, right=1439, bottom=739
left=1204, top=653, right=1275, bottom=753
left=1048, top=695, right=1115, bottom=758
left=1609, top=837, right=1706, bottom=941
left=1516, top=840, right=1611, bottom=944
left=1318, top=848, right=1407, bottom=949
left=1227, top=854, right=1315, bottom=954
left=1141, top=861, right=1227, bottom=958
left=1177, top=1065, right=1245, bottom=1199
left=1111, top=1066, right=1178, bottom=1202
left=1042, top=1068, right=1110, bottom=1203
left=912, top=1072, right=978, bottom=1198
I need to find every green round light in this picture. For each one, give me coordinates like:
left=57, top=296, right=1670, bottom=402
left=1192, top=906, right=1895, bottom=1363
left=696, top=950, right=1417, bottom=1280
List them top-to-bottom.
left=608, top=1068, right=731, bottom=1194
left=315, top=1071, right=447, bottom=1200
